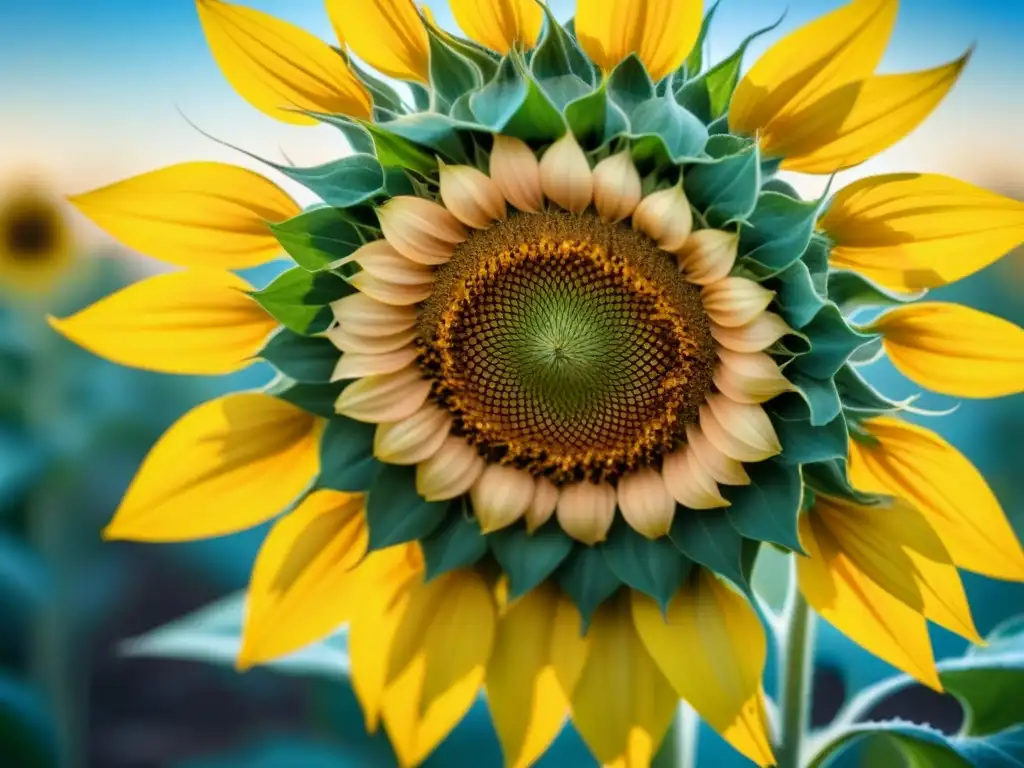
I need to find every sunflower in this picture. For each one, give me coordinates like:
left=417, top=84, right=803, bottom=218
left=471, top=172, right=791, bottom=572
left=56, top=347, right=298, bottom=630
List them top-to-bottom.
left=51, top=0, right=1024, bottom=765
left=0, top=179, right=73, bottom=293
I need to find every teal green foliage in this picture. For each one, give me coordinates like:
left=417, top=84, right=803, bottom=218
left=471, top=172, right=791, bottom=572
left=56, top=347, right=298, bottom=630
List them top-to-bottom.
left=531, top=6, right=595, bottom=86
left=250, top=9, right=930, bottom=624
left=675, top=15, right=782, bottom=124
left=471, top=53, right=566, bottom=142
left=684, top=135, right=760, bottom=227
left=249, top=267, right=348, bottom=335
left=828, top=269, right=927, bottom=317
left=259, top=330, right=338, bottom=383
left=269, top=379, right=346, bottom=419
left=318, top=416, right=381, bottom=493
left=802, top=459, right=883, bottom=505
left=722, top=461, right=804, bottom=553
left=365, top=465, right=448, bottom=550
left=421, top=504, right=488, bottom=580
left=669, top=510, right=749, bottom=592
left=489, top=522, right=573, bottom=599
left=602, top=522, right=693, bottom=611
left=557, top=546, right=624, bottom=630
left=809, top=616, right=1024, bottom=767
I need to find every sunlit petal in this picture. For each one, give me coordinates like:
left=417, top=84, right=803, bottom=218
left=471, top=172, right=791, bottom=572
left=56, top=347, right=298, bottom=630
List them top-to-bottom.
left=48, top=270, right=275, bottom=374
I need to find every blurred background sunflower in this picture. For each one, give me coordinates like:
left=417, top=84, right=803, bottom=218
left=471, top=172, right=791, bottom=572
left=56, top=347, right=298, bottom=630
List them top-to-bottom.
left=0, top=178, right=73, bottom=294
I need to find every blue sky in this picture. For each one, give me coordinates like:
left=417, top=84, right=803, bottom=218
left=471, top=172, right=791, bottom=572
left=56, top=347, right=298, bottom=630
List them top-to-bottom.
left=3, top=0, right=1023, bottom=214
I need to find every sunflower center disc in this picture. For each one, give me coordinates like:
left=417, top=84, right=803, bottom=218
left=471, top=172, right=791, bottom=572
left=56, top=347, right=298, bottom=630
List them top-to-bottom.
left=5, top=207, right=57, bottom=260
left=421, top=212, right=716, bottom=483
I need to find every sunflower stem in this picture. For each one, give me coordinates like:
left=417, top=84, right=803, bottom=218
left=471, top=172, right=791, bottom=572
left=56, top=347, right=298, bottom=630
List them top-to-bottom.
left=25, top=308, right=82, bottom=768
left=776, top=564, right=816, bottom=768
left=652, top=702, right=698, bottom=768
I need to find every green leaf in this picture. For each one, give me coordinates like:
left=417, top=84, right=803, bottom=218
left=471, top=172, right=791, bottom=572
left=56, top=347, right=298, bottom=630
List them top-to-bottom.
left=683, top=0, right=720, bottom=76
left=531, top=4, right=595, bottom=85
left=675, top=16, right=782, bottom=122
left=425, top=20, right=499, bottom=83
left=426, top=24, right=483, bottom=111
left=472, top=53, right=566, bottom=142
left=606, top=54, right=654, bottom=118
left=346, top=56, right=408, bottom=115
left=540, top=74, right=592, bottom=110
left=409, top=82, right=431, bottom=112
left=564, top=84, right=630, bottom=150
left=449, top=91, right=477, bottom=122
left=630, top=96, right=709, bottom=169
left=374, top=112, right=489, bottom=165
left=318, top=114, right=374, bottom=154
left=362, top=122, right=437, bottom=175
left=684, top=135, right=760, bottom=227
left=274, top=154, right=386, bottom=210
left=761, top=178, right=799, bottom=198
left=738, top=191, right=821, bottom=278
left=269, top=206, right=366, bottom=272
left=803, top=236, right=831, bottom=295
left=771, top=259, right=827, bottom=330
left=249, top=268, right=348, bottom=335
left=828, top=270, right=927, bottom=318
left=794, top=303, right=877, bottom=378
left=259, top=329, right=337, bottom=383
left=834, top=364, right=909, bottom=415
left=786, top=369, right=842, bottom=426
left=269, top=378, right=345, bottom=419
left=768, top=394, right=849, bottom=466
left=318, top=416, right=382, bottom=493
left=803, top=459, right=882, bottom=505
left=722, top=460, right=804, bottom=552
left=365, top=464, right=448, bottom=550
left=421, top=505, right=488, bottom=580
left=669, top=509, right=748, bottom=589
left=489, top=522, right=574, bottom=599
left=602, top=522, right=693, bottom=610
left=557, top=545, right=623, bottom=630
left=120, top=592, right=351, bottom=678
left=831, top=617, right=1024, bottom=749
left=812, top=723, right=1024, bottom=768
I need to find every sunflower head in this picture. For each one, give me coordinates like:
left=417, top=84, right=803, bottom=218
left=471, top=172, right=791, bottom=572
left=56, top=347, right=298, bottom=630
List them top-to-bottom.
left=50, top=0, right=1024, bottom=766
left=0, top=179, right=73, bottom=293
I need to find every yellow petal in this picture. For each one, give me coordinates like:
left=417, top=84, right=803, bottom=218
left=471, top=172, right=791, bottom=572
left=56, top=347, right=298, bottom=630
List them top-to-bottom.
left=197, top=0, right=371, bottom=123
left=328, top=0, right=430, bottom=83
left=450, top=0, right=543, bottom=54
left=575, top=0, right=703, bottom=82
left=730, top=0, right=897, bottom=143
left=777, top=53, right=970, bottom=173
left=69, top=163, right=300, bottom=269
left=820, top=173, right=1024, bottom=291
left=48, top=270, right=275, bottom=375
left=867, top=303, right=1024, bottom=398
left=105, top=394, right=320, bottom=542
left=849, top=417, right=1024, bottom=581
left=240, top=490, right=367, bottom=667
left=812, top=495, right=981, bottom=643
left=797, top=513, right=941, bottom=689
left=348, top=544, right=424, bottom=732
left=382, top=570, right=497, bottom=767
left=633, top=572, right=774, bottom=767
left=487, top=584, right=588, bottom=768
left=571, top=594, right=679, bottom=767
